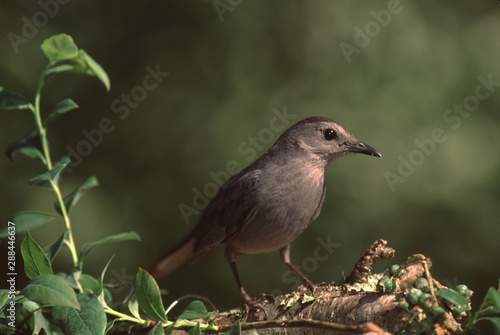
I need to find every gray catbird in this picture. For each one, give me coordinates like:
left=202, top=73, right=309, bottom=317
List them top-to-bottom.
left=150, top=116, right=381, bottom=311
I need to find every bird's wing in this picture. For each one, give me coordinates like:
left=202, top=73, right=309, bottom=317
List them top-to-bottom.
left=192, top=168, right=261, bottom=259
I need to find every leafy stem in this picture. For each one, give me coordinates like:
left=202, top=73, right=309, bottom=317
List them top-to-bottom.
left=1, top=33, right=154, bottom=335
left=30, top=60, right=80, bottom=268
left=33, top=63, right=53, bottom=170
left=49, top=178, right=78, bottom=266
left=104, top=306, right=146, bottom=325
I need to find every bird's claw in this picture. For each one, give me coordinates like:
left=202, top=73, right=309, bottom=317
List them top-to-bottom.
left=301, top=279, right=316, bottom=292
left=241, top=292, right=274, bottom=318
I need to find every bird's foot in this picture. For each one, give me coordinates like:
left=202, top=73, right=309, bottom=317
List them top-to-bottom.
left=301, top=278, right=316, bottom=292
left=240, top=291, right=274, bottom=318
left=252, top=292, right=276, bottom=304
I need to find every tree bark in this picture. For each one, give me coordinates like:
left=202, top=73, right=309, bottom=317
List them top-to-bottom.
left=166, top=240, right=463, bottom=335
left=213, top=285, right=408, bottom=334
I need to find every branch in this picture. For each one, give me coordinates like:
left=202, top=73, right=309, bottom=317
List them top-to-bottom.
left=344, top=239, right=395, bottom=285
left=134, top=241, right=465, bottom=335
left=212, top=285, right=409, bottom=334
left=219, top=320, right=390, bottom=334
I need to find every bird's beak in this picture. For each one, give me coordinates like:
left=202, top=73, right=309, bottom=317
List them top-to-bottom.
left=345, top=141, right=382, bottom=158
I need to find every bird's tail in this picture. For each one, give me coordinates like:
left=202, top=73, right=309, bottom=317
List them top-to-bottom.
left=149, top=232, right=195, bottom=279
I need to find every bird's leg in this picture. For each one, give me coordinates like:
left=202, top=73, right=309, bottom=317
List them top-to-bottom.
left=280, top=244, right=315, bottom=291
left=225, top=248, right=272, bottom=315
left=228, top=260, right=264, bottom=314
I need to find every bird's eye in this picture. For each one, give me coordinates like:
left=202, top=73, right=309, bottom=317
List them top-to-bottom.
left=323, top=129, right=337, bottom=141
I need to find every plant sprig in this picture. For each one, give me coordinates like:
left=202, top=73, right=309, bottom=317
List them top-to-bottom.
left=1, top=33, right=110, bottom=269
left=0, top=34, right=224, bottom=335
left=0, top=34, right=142, bottom=334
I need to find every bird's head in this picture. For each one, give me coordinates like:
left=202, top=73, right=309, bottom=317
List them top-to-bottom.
left=275, top=116, right=382, bottom=165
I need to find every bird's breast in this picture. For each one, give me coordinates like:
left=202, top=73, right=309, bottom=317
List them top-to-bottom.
left=226, top=163, right=327, bottom=255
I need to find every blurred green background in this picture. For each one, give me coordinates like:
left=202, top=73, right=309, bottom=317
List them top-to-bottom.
left=1, top=0, right=499, bottom=321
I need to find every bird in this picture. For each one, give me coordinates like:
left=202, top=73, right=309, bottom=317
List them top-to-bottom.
left=149, top=116, right=381, bottom=312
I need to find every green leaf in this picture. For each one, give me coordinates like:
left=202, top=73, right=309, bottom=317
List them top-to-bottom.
left=40, top=34, right=110, bottom=90
left=41, top=34, right=79, bottom=63
left=45, top=50, right=110, bottom=91
left=64, top=50, right=110, bottom=91
left=77, top=50, right=111, bottom=91
left=43, top=64, right=76, bottom=78
left=0, top=86, right=33, bottom=111
left=44, top=98, right=79, bottom=127
left=5, top=130, right=45, bottom=163
left=12, top=147, right=46, bottom=163
left=49, top=155, right=71, bottom=179
left=27, top=156, right=71, bottom=189
left=27, top=171, right=53, bottom=189
left=55, top=175, right=99, bottom=215
left=0, top=211, right=56, bottom=238
left=43, top=230, right=69, bottom=262
left=21, top=231, right=53, bottom=279
left=80, top=231, right=140, bottom=261
left=97, top=255, right=115, bottom=304
left=135, top=268, right=167, bottom=322
left=64, top=271, right=82, bottom=291
left=78, top=273, right=113, bottom=307
left=22, top=274, right=80, bottom=309
left=80, top=274, right=100, bottom=294
left=477, top=287, right=500, bottom=316
left=437, top=288, right=470, bottom=314
left=0, top=290, right=9, bottom=309
left=52, top=294, right=106, bottom=335
left=128, top=295, right=141, bottom=320
left=22, top=298, right=41, bottom=312
left=22, top=299, right=54, bottom=334
left=177, top=300, right=208, bottom=320
left=32, top=308, right=53, bottom=334
left=105, top=319, right=118, bottom=334
left=223, top=320, right=241, bottom=335
left=148, top=322, right=165, bottom=335
left=187, top=322, right=201, bottom=335
left=0, top=323, right=17, bottom=335
left=164, top=324, right=175, bottom=335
